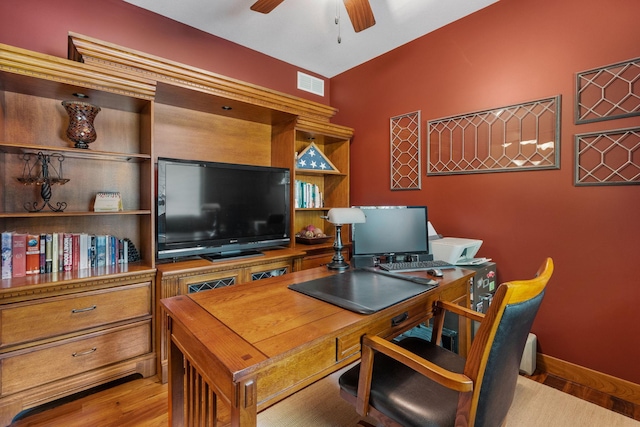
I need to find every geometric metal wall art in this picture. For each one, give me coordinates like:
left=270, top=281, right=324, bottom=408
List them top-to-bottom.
left=575, top=57, right=640, bottom=124
left=427, top=96, right=560, bottom=175
left=390, top=110, right=421, bottom=190
left=574, top=126, right=640, bottom=186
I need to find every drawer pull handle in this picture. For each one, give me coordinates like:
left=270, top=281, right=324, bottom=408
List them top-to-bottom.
left=71, top=305, right=97, bottom=314
left=391, top=312, right=409, bottom=327
left=72, top=347, right=97, bottom=357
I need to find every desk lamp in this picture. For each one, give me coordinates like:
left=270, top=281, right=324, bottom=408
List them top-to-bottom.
left=326, top=207, right=366, bottom=271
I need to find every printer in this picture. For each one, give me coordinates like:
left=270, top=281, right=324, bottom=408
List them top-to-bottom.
left=431, top=237, right=487, bottom=265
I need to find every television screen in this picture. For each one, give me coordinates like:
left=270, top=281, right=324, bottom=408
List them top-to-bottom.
left=157, top=157, right=290, bottom=260
left=351, top=206, right=428, bottom=256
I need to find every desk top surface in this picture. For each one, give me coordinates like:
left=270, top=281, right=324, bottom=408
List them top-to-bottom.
left=161, top=266, right=473, bottom=374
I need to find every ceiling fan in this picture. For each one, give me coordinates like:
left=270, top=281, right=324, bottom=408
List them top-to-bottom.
left=250, top=0, right=376, bottom=33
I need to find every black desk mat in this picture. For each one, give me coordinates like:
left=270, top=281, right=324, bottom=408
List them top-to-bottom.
left=288, top=269, right=435, bottom=314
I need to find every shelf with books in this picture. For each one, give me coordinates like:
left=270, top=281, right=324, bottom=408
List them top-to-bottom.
left=0, top=43, right=155, bottom=277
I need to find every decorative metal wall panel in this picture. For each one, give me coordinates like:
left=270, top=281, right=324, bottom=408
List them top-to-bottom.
left=575, top=57, right=640, bottom=124
left=427, top=96, right=560, bottom=175
left=390, top=111, right=421, bottom=190
left=574, top=126, right=640, bottom=186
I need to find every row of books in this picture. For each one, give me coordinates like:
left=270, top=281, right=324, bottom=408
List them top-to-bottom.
left=294, top=180, right=323, bottom=209
left=1, top=231, right=129, bottom=279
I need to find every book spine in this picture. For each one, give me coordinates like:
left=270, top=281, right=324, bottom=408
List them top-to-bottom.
left=2, top=231, right=13, bottom=279
left=51, top=232, right=59, bottom=273
left=39, top=233, right=46, bottom=273
left=45, top=233, right=53, bottom=273
left=58, top=233, right=64, bottom=271
left=63, top=233, right=73, bottom=272
left=72, top=233, right=80, bottom=271
left=79, top=233, right=89, bottom=270
left=12, top=234, right=27, bottom=277
left=26, top=234, right=40, bottom=275
left=90, top=235, right=96, bottom=268
left=96, top=235, right=106, bottom=267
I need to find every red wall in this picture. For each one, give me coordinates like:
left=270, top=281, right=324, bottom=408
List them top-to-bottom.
left=0, top=0, right=329, bottom=104
left=1, top=0, right=639, bottom=385
left=332, top=0, right=640, bottom=383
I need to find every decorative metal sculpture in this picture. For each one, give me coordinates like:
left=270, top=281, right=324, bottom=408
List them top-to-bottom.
left=17, top=152, right=69, bottom=212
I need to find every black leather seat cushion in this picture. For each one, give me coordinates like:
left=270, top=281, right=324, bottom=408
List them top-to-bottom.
left=339, top=337, right=466, bottom=427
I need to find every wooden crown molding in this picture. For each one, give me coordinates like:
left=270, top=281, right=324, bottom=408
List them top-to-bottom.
left=68, top=32, right=340, bottom=123
left=0, top=43, right=156, bottom=104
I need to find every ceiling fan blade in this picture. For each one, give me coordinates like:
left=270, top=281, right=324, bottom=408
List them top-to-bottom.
left=250, top=0, right=285, bottom=14
left=343, top=0, right=376, bottom=32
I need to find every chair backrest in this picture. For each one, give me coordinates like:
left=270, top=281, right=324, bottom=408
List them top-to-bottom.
left=460, top=257, right=553, bottom=427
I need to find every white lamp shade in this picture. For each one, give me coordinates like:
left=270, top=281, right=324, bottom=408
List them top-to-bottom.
left=327, top=208, right=366, bottom=225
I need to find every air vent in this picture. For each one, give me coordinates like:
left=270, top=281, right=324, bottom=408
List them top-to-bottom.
left=297, top=72, right=324, bottom=96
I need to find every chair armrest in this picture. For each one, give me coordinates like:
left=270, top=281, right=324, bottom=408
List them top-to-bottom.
left=436, top=300, right=485, bottom=323
left=355, top=334, right=473, bottom=416
left=364, top=335, right=473, bottom=392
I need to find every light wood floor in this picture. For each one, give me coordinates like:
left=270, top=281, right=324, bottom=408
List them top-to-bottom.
left=9, top=371, right=640, bottom=426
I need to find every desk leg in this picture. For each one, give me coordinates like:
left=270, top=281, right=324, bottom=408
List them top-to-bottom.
left=168, top=339, right=185, bottom=426
left=230, top=378, right=258, bottom=427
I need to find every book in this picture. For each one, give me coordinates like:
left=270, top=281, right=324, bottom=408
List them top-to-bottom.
left=2, top=231, right=13, bottom=279
left=51, top=232, right=59, bottom=273
left=39, top=233, right=46, bottom=273
left=45, top=233, right=53, bottom=273
left=63, top=233, right=73, bottom=272
left=72, top=233, right=80, bottom=270
left=79, top=233, right=89, bottom=270
left=12, top=234, right=27, bottom=277
left=26, top=234, right=40, bottom=275
left=96, top=235, right=107, bottom=267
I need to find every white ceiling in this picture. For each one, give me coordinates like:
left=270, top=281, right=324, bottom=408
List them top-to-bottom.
left=124, top=0, right=498, bottom=78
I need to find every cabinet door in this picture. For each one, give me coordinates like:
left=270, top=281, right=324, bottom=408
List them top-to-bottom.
left=179, top=271, right=240, bottom=294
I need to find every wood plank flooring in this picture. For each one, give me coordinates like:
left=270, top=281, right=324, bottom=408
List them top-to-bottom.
left=9, top=371, right=640, bottom=426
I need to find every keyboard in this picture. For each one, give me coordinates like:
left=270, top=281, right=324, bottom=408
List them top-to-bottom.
left=378, top=260, right=455, bottom=272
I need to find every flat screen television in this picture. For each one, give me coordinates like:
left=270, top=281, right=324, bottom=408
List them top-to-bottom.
left=156, top=157, right=291, bottom=261
left=351, top=206, right=429, bottom=256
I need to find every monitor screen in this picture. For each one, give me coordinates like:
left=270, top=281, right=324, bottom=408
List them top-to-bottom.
left=351, top=206, right=428, bottom=256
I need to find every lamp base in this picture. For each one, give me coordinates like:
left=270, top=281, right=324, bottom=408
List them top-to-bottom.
left=327, top=259, right=351, bottom=271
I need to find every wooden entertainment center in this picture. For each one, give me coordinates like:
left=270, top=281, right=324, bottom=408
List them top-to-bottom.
left=0, top=33, right=352, bottom=424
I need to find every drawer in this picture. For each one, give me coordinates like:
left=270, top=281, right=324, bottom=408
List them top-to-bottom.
left=301, top=253, right=335, bottom=269
left=0, top=282, right=151, bottom=348
left=336, top=302, right=432, bottom=361
left=0, top=321, right=151, bottom=396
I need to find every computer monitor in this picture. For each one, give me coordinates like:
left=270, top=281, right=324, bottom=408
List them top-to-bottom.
left=351, top=206, right=429, bottom=256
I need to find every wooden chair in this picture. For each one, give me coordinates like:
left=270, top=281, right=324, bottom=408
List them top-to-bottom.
left=339, top=257, right=554, bottom=427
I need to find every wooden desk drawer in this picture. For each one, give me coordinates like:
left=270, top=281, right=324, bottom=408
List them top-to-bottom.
left=0, top=282, right=151, bottom=348
left=336, top=302, right=432, bottom=361
left=0, top=321, right=151, bottom=396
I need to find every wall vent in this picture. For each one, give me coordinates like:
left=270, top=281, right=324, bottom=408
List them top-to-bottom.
left=297, top=71, right=324, bottom=96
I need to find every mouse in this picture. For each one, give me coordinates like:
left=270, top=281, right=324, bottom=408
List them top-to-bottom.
left=427, top=268, right=443, bottom=277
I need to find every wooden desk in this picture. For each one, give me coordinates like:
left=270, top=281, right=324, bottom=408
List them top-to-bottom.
left=161, top=266, right=473, bottom=426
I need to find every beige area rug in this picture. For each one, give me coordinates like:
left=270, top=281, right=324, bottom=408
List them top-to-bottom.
left=258, top=366, right=640, bottom=427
